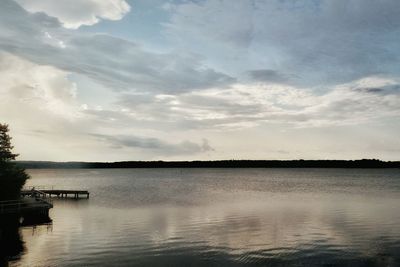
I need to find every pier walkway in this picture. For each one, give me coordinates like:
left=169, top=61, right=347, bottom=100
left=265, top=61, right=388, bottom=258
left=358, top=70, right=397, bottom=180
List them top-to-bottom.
left=21, top=187, right=90, bottom=199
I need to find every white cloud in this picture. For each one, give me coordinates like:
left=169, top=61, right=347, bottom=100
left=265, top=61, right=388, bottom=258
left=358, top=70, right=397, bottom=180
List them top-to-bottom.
left=14, top=0, right=131, bottom=29
left=0, top=52, right=81, bottom=119
left=0, top=52, right=216, bottom=160
left=0, top=52, right=91, bottom=160
left=115, top=77, right=400, bottom=130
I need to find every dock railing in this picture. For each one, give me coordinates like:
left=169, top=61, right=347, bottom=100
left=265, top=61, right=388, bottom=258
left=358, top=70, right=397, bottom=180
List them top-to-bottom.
left=23, top=185, right=55, bottom=191
left=22, top=186, right=90, bottom=199
left=23, top=186, right=89, bottom=191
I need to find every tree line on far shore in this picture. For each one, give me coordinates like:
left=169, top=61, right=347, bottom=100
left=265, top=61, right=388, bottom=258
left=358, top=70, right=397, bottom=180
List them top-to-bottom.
left=17, top=159, right=400, bottom=169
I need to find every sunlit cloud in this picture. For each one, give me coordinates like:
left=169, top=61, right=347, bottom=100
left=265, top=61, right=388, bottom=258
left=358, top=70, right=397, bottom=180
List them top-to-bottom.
left=14, top=0, right=131, bottom=29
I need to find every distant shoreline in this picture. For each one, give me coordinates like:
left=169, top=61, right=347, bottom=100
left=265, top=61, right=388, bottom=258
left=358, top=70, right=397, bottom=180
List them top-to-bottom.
left=16, top=159, right=400, bottom=169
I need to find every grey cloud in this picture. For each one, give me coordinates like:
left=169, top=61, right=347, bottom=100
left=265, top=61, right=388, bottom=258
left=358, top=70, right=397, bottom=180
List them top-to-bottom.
left=0, top=0, right=235, bottom=93
left=165, top=0, right=400, bottom=87
left=64, top=34, right=235, bottom=93
left=247, top=69, right=291, bottom=84
left=354, top=84, right=400, bottom=95
left=357, top=88, right=384, bottom=94
left=92, top=134, right=214, bottom=155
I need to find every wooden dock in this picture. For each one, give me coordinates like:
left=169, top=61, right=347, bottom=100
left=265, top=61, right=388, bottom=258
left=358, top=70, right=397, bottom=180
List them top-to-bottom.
left=21, top=187, right=90, bottom=199
left=0, top=198, right=53, bottom=216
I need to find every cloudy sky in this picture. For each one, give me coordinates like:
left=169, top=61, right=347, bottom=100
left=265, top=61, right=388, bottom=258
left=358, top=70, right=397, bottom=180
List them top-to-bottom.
left=1, top=0, right=399, bottom=161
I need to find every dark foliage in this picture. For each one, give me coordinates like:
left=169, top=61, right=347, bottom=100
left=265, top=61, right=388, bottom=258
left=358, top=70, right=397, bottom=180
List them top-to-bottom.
left=0, top=123, right=29, bottom=201
left=0, top=124, right=17, bottom=162
left=0, top=216, right=24, bottom=262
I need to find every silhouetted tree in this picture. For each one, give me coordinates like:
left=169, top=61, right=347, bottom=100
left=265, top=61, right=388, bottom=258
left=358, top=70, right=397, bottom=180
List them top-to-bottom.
left=0, top=123, right=29, bottom=200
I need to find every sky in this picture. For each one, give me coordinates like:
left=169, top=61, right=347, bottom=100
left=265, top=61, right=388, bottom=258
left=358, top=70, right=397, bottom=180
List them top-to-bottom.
left=0, top=0, right=399, bottom=161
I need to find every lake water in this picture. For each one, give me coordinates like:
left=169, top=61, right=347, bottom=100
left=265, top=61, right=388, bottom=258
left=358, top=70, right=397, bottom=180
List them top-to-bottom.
left=9, top=168, right=400, bottom=266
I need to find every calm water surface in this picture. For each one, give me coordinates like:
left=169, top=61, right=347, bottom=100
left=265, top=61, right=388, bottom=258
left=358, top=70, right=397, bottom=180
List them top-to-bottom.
left=11, top=168, right=400, bottom=266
